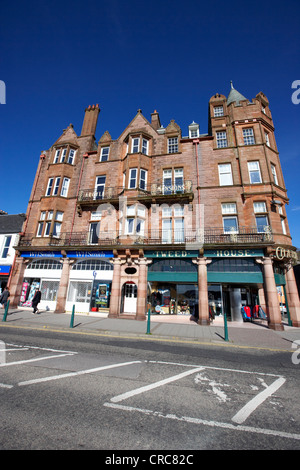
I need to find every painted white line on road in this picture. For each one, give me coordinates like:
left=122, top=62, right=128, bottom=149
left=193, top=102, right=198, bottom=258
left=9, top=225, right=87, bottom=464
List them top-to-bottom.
left=0, top=353, right=76, bottom=368
left=18, top=360, right=142, bottom=386
left=150, top=360, right=283, bottom=378
left=110, top=366, right=205, bottom=403
left=231, top=376, right=286, bottom=424
left=0, top=383, right=13, bottom=389
left=104, top=402, right=300, bottom=442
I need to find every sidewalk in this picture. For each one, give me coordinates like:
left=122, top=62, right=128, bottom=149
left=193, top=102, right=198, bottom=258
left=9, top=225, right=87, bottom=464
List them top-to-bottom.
left=1, top=307, right=299, bottom=352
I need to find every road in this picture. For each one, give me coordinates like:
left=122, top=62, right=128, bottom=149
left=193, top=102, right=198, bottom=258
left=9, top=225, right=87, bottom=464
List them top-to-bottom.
left=0, top=326, right=299, bottom=452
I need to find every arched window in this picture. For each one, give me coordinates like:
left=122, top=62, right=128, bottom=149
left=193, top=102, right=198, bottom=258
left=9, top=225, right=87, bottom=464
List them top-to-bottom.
left=27, top=259, right=62, bottom=270
left=72, top=259, right=113, bottom=271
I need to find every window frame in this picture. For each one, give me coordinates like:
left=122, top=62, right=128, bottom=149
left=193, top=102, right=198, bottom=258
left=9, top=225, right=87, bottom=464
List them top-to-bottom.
left=214, top=106, right=224, bottom=117
left=243, top=127, right=255, bottom=145
left=216, top=131, right=227, bottom=148
left=132, top=137, right=140, bottom=153
left=168, top=137, right=178, bottom=154
left=100, top=146, right=110, bottom=162
left=248, top=161, right=262, bottom=184
left=218, top=163, right=233, bottom=186
left=271, top=164, right=278, bottom=185
left=129, top=168, right=137, bottom=189
left=139, top=169, right=147, bottom=190
left=94, top=175, right=106, bottom=200
left=60, top=177, right=70, bottom=197
left=45, top=178, right=54, bottom=196
left=221, top=203, right=238, bottom=234
left=1, top=235, right=12, bottom=258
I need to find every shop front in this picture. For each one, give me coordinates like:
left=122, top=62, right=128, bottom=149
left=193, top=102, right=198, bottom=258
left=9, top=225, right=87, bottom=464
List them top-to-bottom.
left=205, top=249, right=264, bottom=323
left=146, top=250, right=199, bottom=317
left=65, top=251, right=114, bottom=314
left=19, top=252, right=63, bottom=311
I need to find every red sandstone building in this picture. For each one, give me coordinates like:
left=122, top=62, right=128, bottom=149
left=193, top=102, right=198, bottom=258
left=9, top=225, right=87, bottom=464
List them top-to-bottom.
left=9, top=84, right=300, bottom=330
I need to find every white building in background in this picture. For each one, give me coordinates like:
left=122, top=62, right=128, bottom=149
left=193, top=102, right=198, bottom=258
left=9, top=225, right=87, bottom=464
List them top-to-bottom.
left=0, top=212, right=26, bottom=293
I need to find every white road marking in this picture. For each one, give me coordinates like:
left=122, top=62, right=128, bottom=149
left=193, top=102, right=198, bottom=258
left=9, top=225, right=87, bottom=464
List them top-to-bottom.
left=0, top=353, right=75, bottom=368
left=18, top=360, right=142, bottom=386
left=110, top=366, right=205, bottom=403
left=231, top=376, right=286, bottom=424
left=0, top=383, right=13, bottom=389
left=104, top=402, right=300, bottom=441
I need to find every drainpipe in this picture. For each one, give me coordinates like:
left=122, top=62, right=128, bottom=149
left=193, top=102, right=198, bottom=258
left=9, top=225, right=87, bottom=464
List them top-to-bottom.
left=193, top=139, right=201, bottom=208
left=68, top=152, right=89, bottom=244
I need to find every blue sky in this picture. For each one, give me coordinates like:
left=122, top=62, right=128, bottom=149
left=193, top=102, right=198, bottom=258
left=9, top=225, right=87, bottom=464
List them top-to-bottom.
left=0, top=0, right=299, bottom=247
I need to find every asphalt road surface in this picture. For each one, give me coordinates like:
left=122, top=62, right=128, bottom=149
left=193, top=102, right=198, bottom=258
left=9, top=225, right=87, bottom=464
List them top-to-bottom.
left=0, top=326, right=299, bottom=452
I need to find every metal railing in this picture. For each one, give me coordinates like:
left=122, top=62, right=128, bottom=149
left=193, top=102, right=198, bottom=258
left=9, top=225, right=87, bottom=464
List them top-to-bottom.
left=77, top=181, right=193, bottom=202
left=18, top=227, right=273, bottom=248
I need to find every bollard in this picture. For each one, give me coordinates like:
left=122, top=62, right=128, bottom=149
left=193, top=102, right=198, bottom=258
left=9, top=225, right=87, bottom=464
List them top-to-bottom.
left=2, top=300, right=10, bottom=322
left=70, top=304, right=75, bottom=328
left=146, top=308, right=151, bottom=335
left=223, top=310, right=229, bottom=341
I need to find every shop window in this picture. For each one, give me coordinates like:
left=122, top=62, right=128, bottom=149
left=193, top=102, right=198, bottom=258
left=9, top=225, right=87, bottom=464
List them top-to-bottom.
left=207, top=258, right=261, bottom=273
left=149, top=259, right=197, bottom=273
left=41, top=280, right=59, bottom=301
left=68, top=281, right=92, bottom=303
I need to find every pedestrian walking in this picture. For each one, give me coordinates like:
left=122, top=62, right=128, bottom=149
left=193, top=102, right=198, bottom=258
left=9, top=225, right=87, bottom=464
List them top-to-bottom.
left=0, top=287, right=10, bottom=309
left=32, top=289, right=41, bottom=314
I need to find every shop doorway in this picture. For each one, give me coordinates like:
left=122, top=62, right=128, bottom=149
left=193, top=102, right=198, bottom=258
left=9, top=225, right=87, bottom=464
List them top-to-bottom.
left=122, top=282, right=137, bottom=313
left=148, top=282, right=198, bottom=316
left=208, top=284, right=259, bottom=322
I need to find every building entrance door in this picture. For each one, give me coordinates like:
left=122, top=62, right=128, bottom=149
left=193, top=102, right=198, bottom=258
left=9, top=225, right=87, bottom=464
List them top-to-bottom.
left=123, top=282, right=137, bottom=313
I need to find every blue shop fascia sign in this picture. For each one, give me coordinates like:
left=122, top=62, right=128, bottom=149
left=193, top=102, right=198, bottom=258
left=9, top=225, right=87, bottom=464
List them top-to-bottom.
left=20, top=250, right=114, bottom=258
left=0, top=265, right=11, bottom=275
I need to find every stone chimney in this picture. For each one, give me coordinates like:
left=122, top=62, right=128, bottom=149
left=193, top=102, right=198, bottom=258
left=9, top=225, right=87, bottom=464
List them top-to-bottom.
left=81, top=104, right=100, bottom=137
left=151, top=110, right=161, bottom=130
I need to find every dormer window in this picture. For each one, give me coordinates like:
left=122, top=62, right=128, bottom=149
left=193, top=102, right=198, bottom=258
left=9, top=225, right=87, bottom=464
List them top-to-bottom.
left=188, top=121, right=199, bottom=138
left=130, top=137, right=149, bottom=155
left=168, top=137, right=178, bottom=153
left=53, top=146, right=76, bottom=165
left=100, top=146, right=109, bottom=162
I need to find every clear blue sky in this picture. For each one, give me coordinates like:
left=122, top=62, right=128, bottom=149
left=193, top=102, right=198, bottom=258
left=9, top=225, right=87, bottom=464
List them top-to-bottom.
left=0, top=0, right=299, bottom=247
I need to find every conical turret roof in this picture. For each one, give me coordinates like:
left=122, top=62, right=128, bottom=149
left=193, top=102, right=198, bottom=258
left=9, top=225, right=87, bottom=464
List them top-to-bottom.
left=227, top=81, right=247, bottom=106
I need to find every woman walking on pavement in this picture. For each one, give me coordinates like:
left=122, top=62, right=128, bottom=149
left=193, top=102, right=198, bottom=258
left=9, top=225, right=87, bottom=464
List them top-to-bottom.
left=32, top=289, right=41, bottom=314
